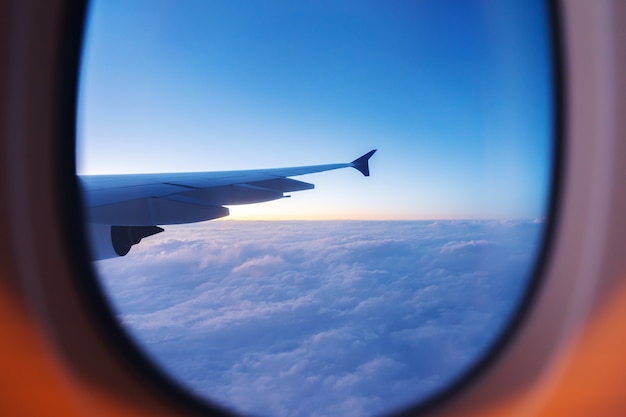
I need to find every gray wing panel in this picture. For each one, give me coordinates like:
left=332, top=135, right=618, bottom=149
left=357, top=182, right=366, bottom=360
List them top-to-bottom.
left=80, top=165, right=346, bottom=208
left=82, top=182, right=191, bottom=207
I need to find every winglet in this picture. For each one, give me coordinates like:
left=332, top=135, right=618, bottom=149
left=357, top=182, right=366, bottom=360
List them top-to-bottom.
left=351, top=149, right=377, bottom=177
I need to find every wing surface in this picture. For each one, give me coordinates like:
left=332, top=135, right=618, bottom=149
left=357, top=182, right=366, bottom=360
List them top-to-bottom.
left=80, top=150, right=376, bottom=226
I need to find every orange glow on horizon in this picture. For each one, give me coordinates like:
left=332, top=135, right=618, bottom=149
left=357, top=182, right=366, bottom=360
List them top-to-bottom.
left=224, top=205, right=522, bottom=221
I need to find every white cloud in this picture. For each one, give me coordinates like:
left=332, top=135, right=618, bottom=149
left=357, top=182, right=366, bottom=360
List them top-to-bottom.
left=92, top=220, right=544, bottom=417
left=439, top=239, right=492, bottom=253
left=232, top=255, right=286, bottom=276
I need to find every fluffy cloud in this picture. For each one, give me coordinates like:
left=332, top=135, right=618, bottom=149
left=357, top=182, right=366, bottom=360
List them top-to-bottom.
left=93, top=220, right=544, bottom=417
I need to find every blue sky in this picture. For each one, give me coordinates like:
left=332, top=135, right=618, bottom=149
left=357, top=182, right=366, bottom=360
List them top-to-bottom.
left=77, top=1, right=553, bottom=220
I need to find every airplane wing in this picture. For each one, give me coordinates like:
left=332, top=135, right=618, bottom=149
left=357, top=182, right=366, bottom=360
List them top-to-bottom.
left=81, top=150, right=376, bottom=260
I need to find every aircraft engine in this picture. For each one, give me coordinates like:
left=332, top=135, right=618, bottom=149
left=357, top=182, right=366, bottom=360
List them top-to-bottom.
left=86, top=224, right=164, bottom=260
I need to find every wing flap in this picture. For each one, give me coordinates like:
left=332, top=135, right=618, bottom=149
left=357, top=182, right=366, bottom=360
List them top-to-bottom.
left=246, top=178, right=314, bottom=192
left=180, top=184, right=284, bottom=206
left=88, top=198, right=229, bottom=226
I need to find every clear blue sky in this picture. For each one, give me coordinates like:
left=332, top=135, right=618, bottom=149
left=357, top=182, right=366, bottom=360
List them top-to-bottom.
left=77, top=0, right=553, bottom=220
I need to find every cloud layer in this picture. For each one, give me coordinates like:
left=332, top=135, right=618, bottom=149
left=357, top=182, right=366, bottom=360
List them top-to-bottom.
left=94, top=220, right=544, bottom=417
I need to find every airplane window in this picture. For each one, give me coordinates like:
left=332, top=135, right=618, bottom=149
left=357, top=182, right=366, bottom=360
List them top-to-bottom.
left=77, top=1, right=554, bottom=416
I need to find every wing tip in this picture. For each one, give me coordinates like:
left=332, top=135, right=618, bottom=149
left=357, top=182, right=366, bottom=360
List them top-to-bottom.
left=351, top=149, right=377, bottom=177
